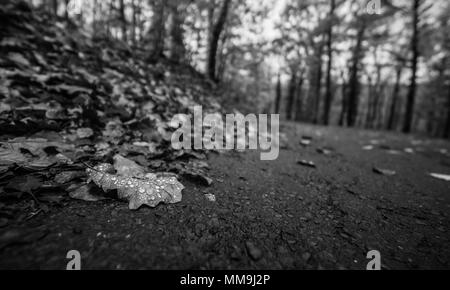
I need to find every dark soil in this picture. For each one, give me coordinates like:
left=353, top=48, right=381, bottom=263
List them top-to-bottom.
left=1, top=123, right=449, bottom=270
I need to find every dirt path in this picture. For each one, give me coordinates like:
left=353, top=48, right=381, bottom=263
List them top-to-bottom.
left=1, top=123, right=449, bottom=269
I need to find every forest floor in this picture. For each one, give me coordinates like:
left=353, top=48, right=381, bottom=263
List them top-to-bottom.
left=1, top=1, right=450, bottom=270
left=1, top=122, right=449, bottom=270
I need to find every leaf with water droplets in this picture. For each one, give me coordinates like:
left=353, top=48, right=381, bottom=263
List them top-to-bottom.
left=86, top=162, right=184, bottom=210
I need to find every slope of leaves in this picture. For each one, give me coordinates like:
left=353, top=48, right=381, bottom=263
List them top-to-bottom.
left=0, top=0, right=221, bottom=215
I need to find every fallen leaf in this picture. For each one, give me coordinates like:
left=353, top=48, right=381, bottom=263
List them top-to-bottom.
left=7, top=52, right=30, bottom=67
left=52, top=84, right=92, bottom=95
left=76, top=128, right=94, bottom=139
left=300, top=136, right=312, bottom=146
left=362, top=145, right=374, bottom=150
left=0, top=147, right=27, bottom=166
left=316, top=147, right=333, bottom=155
left=113, top=154, right=145, bottom=177
left=22, top=156, right=55, bottom=170
left=297, top=160, right=316, bottom=168
left=87, top=163, right=184, bottom=209
left=373, top=167, right=396, bottom=176
left=54, top=171, right=85, bottom=184
left=429, top=173, right=450, bottom=182
left=68, top=184, right=106, bottom=202
left=204, top=193, right=216, bottom=202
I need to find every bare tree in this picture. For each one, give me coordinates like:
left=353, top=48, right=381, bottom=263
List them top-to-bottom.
left=51, top=0, right=58, bottom=16
left=64, top=0, right=69, bottom=21
left=119, top=0, right=127, bottom=42
left=131, top=0, right=137, bottom=46
left=148, top=0, right=166, bottom=60
left=168, top=0, right=186, bottom=63
left=207, top=0, right=231, bottom=81
left=323, top=0, right=336, bottom=125
left=402, top=0, right=421, bottom=133
left=347, top=21, right=366, bottom=127
left=312, top=41, right=324, bottom=124
left=387, top=65, right=403, bottom=130
left=295, top=69, right=305, bottom=122
left=338, top=69, right=348, bottom=126
left=286, top=70, right=297, bottom=120
left=274, top=73, right=282, bottom=114
left=445, top=81, right=450, bottom=138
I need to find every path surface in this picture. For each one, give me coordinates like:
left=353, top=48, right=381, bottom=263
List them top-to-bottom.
left=1, top=123, right=449, bottom=269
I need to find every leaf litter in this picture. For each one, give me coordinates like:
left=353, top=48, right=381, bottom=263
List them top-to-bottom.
left=0, top=2, right=223, bottom=218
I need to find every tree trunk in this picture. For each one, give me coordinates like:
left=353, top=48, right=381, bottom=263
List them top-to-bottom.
left=52, top=0, right=58, bottom=16
left=64, top=0, right=69, bottom=20
left=91, top=0, right=97, bottom=36
left=107, top=0, right=114, bottom=38
left=119, top=0, right=127, bottom=42
left=131, top=0, right=137, bottom=46
left=148, top=0, right=166, bottom=60
left=168, top=0, right=186, bottom=63
left=207, top=0, right=231, bottom=81
left=207, top=0, right=216, bottom=52
left=323, top=0, right=336, bottom=125
left=403, top=0, right=420, bottom=133
left=138, top=1, right=144, bottom=42
left=347, top=22, right=365, bottom=127
left=216, top=28, right=229, bottom=80
left=313, top=42, right=324, bottom=124
left=369, top=65, right=382, bottom=129
left=387, top=68, right=402, bottom=130
left=338, top=69, right=348, bottom=126
left=286, top=71, right=297, bottom=120
left=295, top=71, right=305, bottom=121
left=275, top=73, right=282, bottom=114
left=365, top=75, right=374, bottom=128
left=444, top=81, right=450, bottom=138
left=338, top=84, right=347, bottom=126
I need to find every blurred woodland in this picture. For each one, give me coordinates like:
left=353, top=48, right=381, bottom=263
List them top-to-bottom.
left=24, top=0, right=450, bottom=137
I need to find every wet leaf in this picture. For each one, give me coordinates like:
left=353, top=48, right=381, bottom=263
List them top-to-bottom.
left=87, top=163, right=184, bottom=210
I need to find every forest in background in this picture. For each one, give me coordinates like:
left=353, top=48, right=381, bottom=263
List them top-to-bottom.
left=29, top=0, right=450, bottom=138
